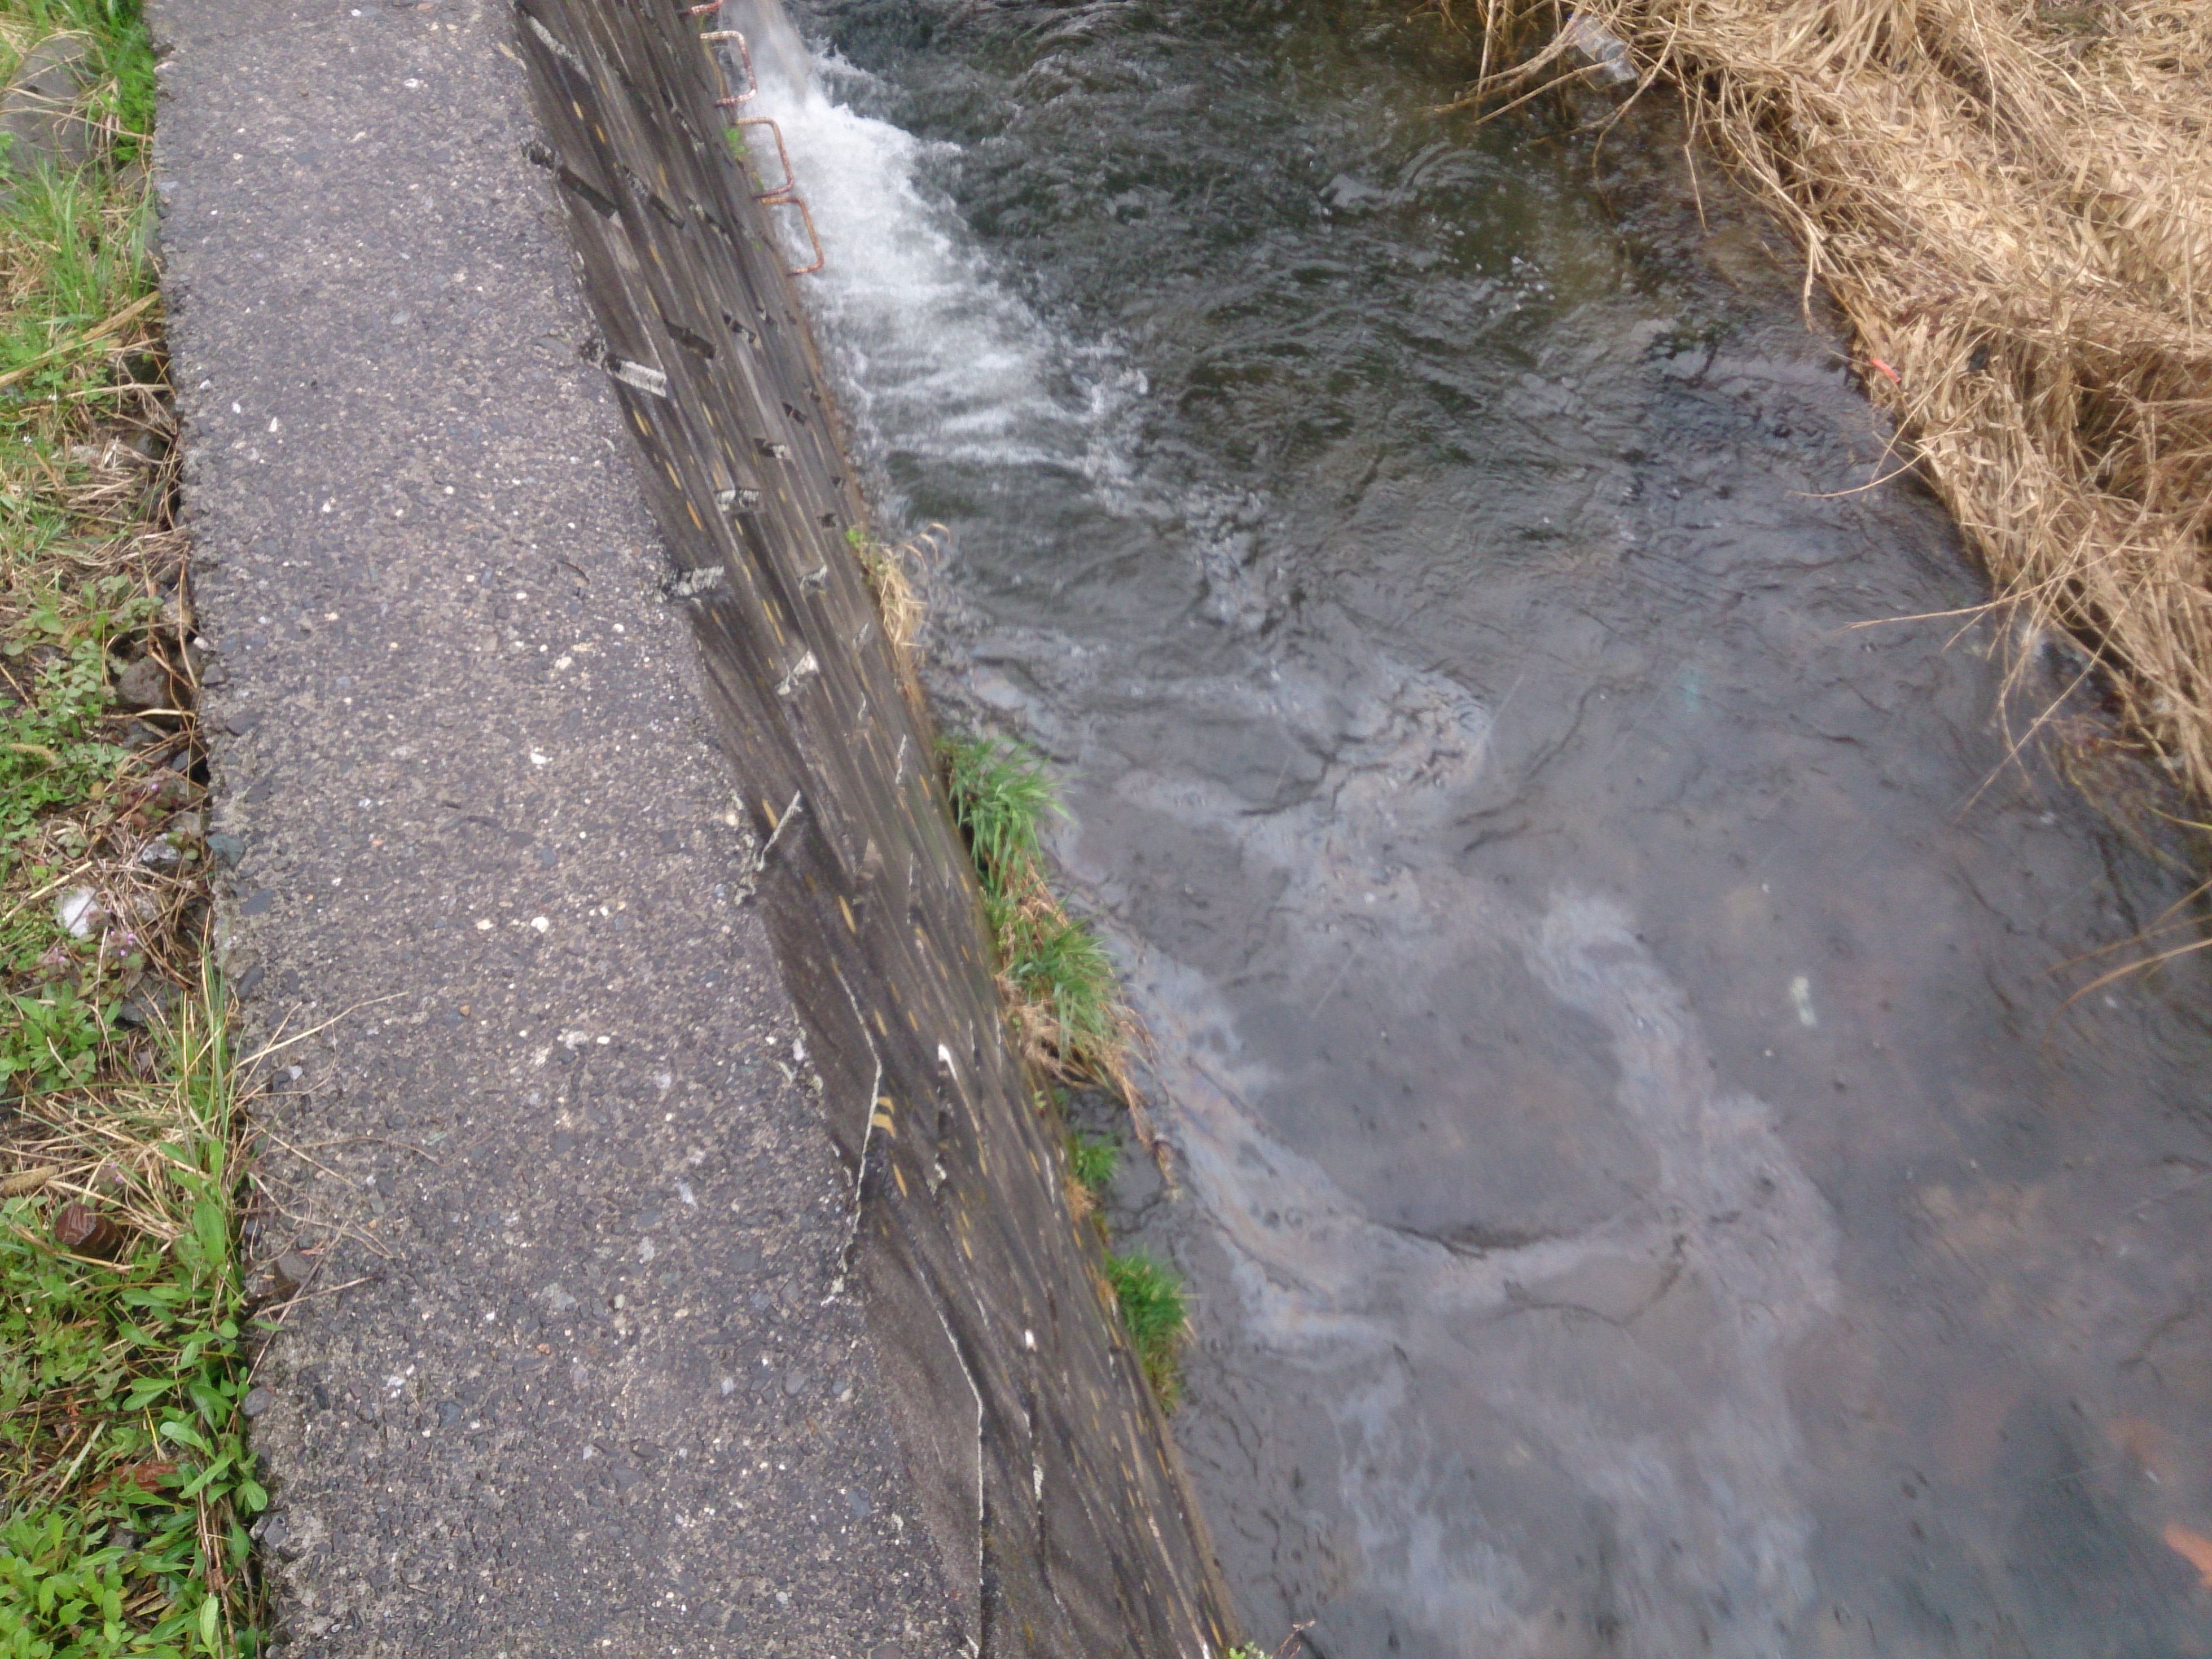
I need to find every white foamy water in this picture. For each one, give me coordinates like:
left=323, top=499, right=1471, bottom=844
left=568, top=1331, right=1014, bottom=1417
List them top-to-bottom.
left=721, top=1, right=1135, bottom=507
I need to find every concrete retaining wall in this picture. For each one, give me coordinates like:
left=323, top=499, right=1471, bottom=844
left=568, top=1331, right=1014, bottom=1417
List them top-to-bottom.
left=510, top=3, right=1234, bottom=1652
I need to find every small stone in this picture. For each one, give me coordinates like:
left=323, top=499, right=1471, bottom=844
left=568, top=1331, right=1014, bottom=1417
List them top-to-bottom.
left=113, top=655, right=172, bottom=711
left=207, top=832, right=246, bottom=867
left=55, top=887, right=99, bottom=938
left=238, top=889, right=275, bottom=917
left=115, top=981, right=180, bottom=1029
left=245, top=1252, right=311, bottom=1306
left=782, top=1367, right=810, bottom=1397
left=241, top=1386, right=275, bottom=1418
left=437, top=1399, right=462, bottom=1428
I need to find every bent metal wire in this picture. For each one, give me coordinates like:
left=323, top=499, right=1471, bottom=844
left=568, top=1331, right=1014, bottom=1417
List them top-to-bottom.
left=690, top=0, right=827, bottom=275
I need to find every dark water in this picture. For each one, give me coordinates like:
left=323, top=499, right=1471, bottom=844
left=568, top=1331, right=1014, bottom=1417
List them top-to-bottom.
left=732, top=0, right=2212, bottom=1651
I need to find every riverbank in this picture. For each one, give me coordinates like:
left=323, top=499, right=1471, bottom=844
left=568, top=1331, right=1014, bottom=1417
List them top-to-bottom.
left=1469, top=0, right=2212, bottom=853
left=0, top=4, right=265, bottom=1652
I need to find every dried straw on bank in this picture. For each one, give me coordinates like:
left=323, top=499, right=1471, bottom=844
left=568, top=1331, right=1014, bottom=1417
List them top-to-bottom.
left=1456, top=0, right=2212, bottom=808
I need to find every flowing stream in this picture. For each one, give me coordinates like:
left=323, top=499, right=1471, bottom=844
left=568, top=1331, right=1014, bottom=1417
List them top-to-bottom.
left=726, top=0, right=2212, bottom=1651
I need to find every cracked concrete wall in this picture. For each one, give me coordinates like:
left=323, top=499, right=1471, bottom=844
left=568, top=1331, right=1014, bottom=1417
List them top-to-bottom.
left=509, top=1, right=1236, bottom=1652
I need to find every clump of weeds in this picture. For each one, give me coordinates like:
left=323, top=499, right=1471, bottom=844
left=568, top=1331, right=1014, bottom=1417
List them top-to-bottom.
left=939, top=733, right=1135, bottom=1100
left=940, top=735, right=1202, bottom=1408
left=1101, top=1250, right=1188, bottom=1411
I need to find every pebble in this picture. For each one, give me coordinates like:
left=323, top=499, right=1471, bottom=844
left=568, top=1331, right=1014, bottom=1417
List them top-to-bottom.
left=114, top=655, right=172, bottom=711
left=55, top=887, right=99, bottom=938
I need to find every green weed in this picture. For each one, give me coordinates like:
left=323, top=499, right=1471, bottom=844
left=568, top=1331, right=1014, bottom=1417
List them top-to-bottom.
left=0, top=2, right=157, bottom=165
left=0, top=171, right=153, bottom=400
left=0, top=635, right=133, bottom=852
left=938, top=733, right=1134, bottom=1095
left=940, top=734, right=1054, bottom=890
left=939, top=739, right=1186, bottom=1399
left=1003, top=906, right=1122, bottom=1077
left=1, top=969, right=261, bottom=1657
left=0, top=978, right=107, bottom=1095
left=1066, top=1129, right=1118, bottom=1198
left=1103, top=1251, right=1187, bottom=1410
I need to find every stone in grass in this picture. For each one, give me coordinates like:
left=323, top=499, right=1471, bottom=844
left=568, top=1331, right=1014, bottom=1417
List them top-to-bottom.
left=0, top=36, right=94, bottom=179
left=114, top=654, right=173, bottom=711
left=55, top=886, right=99, bottom=938
left=115, top=979, right=179, bottom=1028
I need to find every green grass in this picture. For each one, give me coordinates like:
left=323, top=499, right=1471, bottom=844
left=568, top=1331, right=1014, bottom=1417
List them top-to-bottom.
left=0, top=2, right=154, bottom=170
left=0, top=3, right=261, bottom=1653
left=1, top=628, right=139, bottom=853
left=938, top=733, right=1133, bottom=1094
left=940, top=734, right=1054, bottom=890
left=2, top=972, right=261, bottom=1659
left=1066, top=1129, right=1118, bottom=1199
left=1102, top=1252, right=1188, bottom=1411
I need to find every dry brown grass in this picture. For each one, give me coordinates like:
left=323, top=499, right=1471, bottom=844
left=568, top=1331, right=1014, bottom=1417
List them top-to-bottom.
left=1452, top=0, right=2212, bottom=811
left=857, top=523, right=938, bottom=660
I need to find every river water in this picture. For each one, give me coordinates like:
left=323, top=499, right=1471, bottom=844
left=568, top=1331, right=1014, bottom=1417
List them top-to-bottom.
left=726, top=0, right=2212, bottom=1651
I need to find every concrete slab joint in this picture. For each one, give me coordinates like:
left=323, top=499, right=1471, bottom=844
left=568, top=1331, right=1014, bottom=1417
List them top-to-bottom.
left=151, top=0, right=1234, bottom=1654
